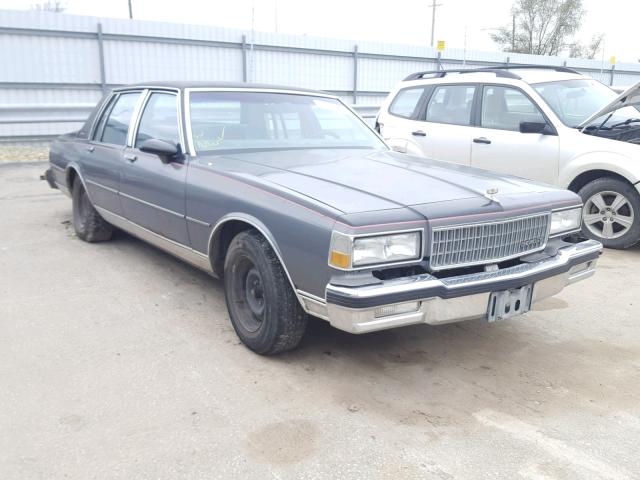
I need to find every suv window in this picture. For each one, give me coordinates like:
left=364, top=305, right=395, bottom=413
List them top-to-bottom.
left=425, top=85, right=475, bottom=126
left=481, top=86, right=545, bottom=131
left=389, top=87, right=424, bottom=118
left=101, top=92, right=140, bottom=145
left=135, top=92, right=180, bottom=148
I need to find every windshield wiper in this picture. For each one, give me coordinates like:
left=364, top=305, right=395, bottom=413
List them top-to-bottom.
left=609, top=118, right=640, bottom=129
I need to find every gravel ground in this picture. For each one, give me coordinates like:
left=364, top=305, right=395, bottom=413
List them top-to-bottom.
left=0, top=145, right=49, bottom=162
left=1, top=162, right=639, bottom=480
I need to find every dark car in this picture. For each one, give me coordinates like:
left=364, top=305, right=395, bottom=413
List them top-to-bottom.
left=45, top=82, right=602, bottom=354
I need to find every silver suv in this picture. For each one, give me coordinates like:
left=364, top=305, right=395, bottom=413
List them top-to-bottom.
left=377, top=66, right=640, bottom=248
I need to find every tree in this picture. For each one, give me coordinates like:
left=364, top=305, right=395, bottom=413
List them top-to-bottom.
left=490, top=0, right=591, bottom=57
left=31, top=1, right=66, bottom=12
left=569, top=33, right=604, bottom=59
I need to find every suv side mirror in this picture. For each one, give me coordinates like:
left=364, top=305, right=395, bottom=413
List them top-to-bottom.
left=519, top=121, right=556, bottom=136
left=139, top=138, right=182, bottom=163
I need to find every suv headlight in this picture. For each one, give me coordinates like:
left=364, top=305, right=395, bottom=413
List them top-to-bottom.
left=550, top=208, right=582, bottom=236
left=329, top=230, right=422, bottom=269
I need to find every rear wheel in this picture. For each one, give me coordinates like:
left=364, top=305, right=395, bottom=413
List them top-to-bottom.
left=578, top=177, right=640, bottom=249
left=71, top=178, right=113, bottom=242
left=223, top=230, right=307, bottom=355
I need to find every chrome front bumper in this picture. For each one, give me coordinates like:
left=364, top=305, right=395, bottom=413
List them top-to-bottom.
left=323, top=239, right=602, bottom=334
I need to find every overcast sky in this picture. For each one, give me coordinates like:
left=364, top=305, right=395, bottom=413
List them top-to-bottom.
left=2, top=0, right=638, bottom=63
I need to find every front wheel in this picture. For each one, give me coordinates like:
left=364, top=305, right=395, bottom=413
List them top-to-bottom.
left=578, top=177, right=640, bottom=249
left=223, top=230, right=308, bottom=355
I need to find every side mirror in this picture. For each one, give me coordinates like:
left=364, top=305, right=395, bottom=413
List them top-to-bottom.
left=519, top=121, right=556, bottom=135
left=139, top=138, right=181, bottom=163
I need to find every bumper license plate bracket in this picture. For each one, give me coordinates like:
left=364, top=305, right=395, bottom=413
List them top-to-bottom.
left=487, top=284, right=533, bottom=322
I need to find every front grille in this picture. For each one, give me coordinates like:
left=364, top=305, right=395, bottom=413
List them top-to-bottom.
left=430, top=213, right=550, bottom=271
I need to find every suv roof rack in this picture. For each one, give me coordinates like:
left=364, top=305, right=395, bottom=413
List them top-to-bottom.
left=403, top=65, right=582, bottom=81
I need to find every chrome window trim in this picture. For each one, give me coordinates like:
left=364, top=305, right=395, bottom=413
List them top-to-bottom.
left=184, top=87, right=387, bottom=156
left=128, top=88, right=187, bottom=154
left=126, top=89, right=149, bottom=147
left=91, top=90, right=146, bottom=146
left=89, top=92, right=116, bottom=141
left=429, top=212, right=552, bottom=271
left=327, top=227, right=425, bottom=272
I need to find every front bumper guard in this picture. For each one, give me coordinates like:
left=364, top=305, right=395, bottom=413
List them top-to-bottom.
left=324, top=239, right=602, bottom=334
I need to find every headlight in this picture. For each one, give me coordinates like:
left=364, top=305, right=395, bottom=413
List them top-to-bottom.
left=550, top=208, right=582, bottom=236
left=329, top=231, right=422, bottom=269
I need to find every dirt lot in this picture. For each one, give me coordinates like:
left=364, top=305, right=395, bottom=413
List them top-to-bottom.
left=1, top=162, right=639, bottom=480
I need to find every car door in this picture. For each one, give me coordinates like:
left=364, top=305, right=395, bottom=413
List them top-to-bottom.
left=417, top=84, right=477, bottom=165
left=470, top=85, right=560, bottom=184
left=378, top=86, right=431, bottom=156
left=119, top=90, right=190, bottom=245
left=81, top=91, right=142, bottom=216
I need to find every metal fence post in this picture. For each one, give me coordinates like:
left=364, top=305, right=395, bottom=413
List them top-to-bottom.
left=96, top=23, right=107, bottom=95
left=241, top=34, right=248, bottom=83
left=353, top=44, right=358, bottom=104
left=436, top=51, right=442, bottom=70
left=505, top=56, right=510, bottom=68
left=610, top=64, right=616, bottom=86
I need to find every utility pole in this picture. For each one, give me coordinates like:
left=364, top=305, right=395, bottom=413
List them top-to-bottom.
left=127, top=0, right=133, bottom=19
left=429, top=0, right=442, bottom=48
left=511, top=13, right=515, bottom=51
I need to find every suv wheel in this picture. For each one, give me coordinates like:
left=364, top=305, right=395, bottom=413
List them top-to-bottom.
left=578, top=177, right=640, bottom=249
left=72, top=179, right=113, bottom=242
left=223, top=230, right=308, bottom=355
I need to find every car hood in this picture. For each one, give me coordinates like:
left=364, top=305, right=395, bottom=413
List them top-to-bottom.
left=578, top=80, right=640, bottom=129
left=209, top=148, right=565, bottom=215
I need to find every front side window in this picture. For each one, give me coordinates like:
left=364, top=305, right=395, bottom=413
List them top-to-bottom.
left=425, top=85, right=475, bottom=126
left=481, top=86, right=545, bottom=131
left=389, top=87, right=425, bottom=118
left=101, top=92, right=140, bottom=145
left=135, top=92, right=180, bottom=148
left=189, top=92, right=386, bottom=153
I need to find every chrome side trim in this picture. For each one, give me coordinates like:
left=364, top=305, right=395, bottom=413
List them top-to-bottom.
left=50, top=163, right=65, bottom=172
left=85, top=178, right=118, bottom=194
left=118, top=191, right=184, bottom=218
left=94, top=206, right=213, bottom=274
left=186, top=216, right=211, bottom=227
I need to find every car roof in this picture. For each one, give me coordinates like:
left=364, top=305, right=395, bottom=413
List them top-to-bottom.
left=113, top=81, right=332, bottom=96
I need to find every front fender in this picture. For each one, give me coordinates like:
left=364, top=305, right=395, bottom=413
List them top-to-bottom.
left=560, top=151, right=640, bottom=189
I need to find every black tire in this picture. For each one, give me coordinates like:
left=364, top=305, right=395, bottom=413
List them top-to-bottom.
left=577, top=177, right=640, bottom=249
left=71, top=179, right=113, bottom=242
left=223, top=230, right=307, bottom=355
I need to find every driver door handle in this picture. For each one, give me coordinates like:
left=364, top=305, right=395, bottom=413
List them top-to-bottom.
left=411, top=130, right=427, bottom=137
left=473, top=137, right=491, bottom=144
left=124, top=153, right=137, bottom=163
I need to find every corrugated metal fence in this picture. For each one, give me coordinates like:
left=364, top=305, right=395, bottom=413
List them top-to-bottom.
left=2, top=9, right=640, bottom=143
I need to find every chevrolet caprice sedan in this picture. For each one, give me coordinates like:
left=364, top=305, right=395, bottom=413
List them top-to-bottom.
left=45, top=82, right=603, bottom=354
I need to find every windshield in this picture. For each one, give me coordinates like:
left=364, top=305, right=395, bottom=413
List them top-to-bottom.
left=533, top=79, right=639, bottom=128
left=188, top=91, right=386, bottom=154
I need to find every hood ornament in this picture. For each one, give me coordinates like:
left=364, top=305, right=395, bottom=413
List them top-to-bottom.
left=484, top=186, right=500, bottom=203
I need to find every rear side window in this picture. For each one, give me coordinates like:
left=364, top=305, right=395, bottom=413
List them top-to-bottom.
left=425, top=85, right=475, bottom=126
left=481, top=86, right=546, bottom=131
left=388, top=87, right=424, bottom=118
left=101, top=92, right=140, bottom=146
left=135, top=92, right=180, bottom=148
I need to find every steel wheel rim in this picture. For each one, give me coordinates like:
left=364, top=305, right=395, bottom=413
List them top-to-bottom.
left=583, top=190, right=635, bottom=240
left=231, top=256, right=266, bottom=334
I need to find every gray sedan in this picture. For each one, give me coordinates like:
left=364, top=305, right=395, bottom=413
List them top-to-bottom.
left=45, top=82, right=602, bottom=354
